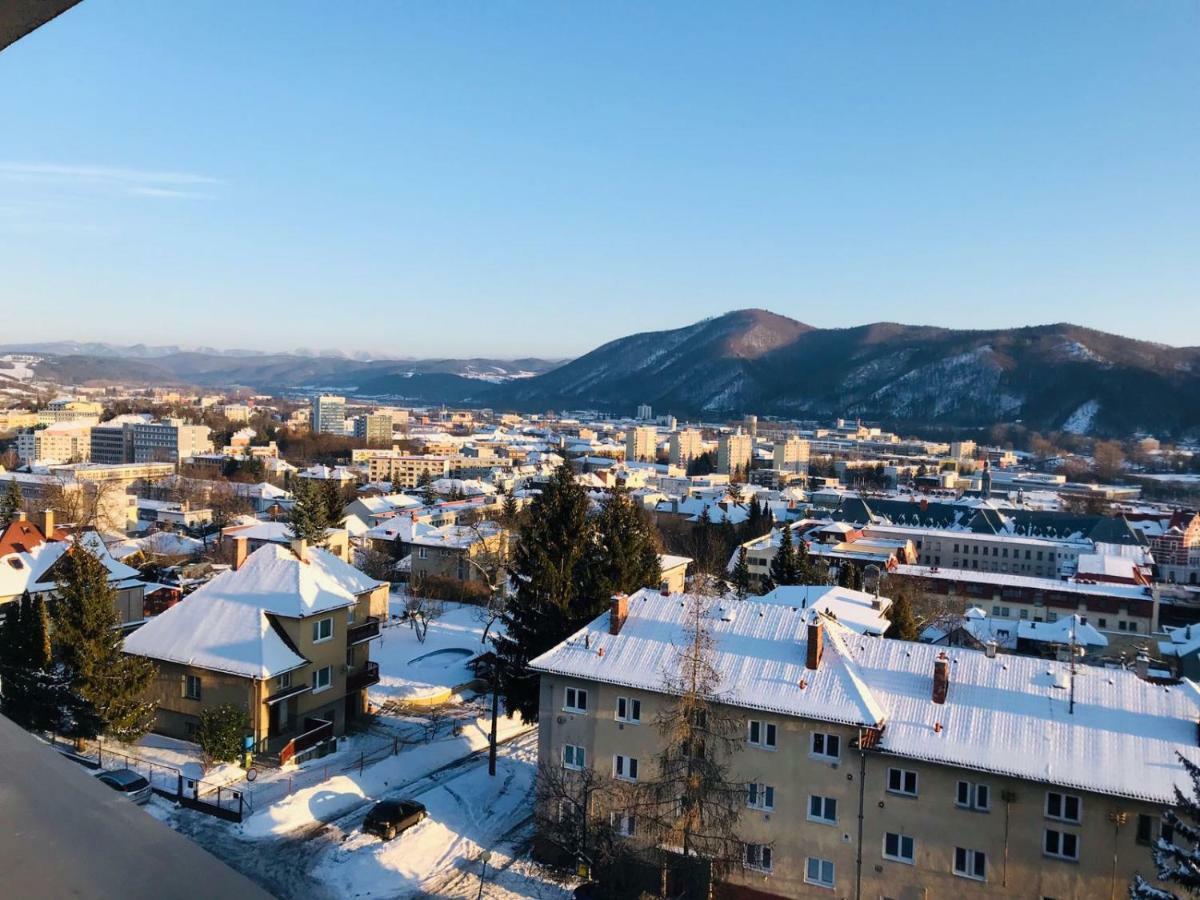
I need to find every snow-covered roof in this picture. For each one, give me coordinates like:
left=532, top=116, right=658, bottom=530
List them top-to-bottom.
left=0, top=528, right=141, bottom=599
left=123, top=544, right=382, bottom=678
left=657, top=554, right=692, bottom=573
left=757, top=584, right=892, bottom=636
left=530, top=588, right=1200, bottom=803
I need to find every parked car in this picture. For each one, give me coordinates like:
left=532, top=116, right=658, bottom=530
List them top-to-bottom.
left=94, top=768, right=152, bottom=805
left=363, top=799, right=427, bottom=840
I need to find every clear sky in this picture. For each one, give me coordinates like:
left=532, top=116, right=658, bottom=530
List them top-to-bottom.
left=1, top=1, right=1197, bottom=358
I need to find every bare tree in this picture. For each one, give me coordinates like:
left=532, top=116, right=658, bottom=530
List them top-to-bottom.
left=404, top=584, right=444, bottom=643
left=634, top=591, right=746, bottom=898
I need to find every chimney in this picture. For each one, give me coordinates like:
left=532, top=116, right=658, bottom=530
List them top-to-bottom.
left=40, top=508, right=55, bottom=537
left=16, top=510, right=26, bottom=522
left=233, top=536, right=249, bottom=571
left=290, top=538, right=308, bottom=563
left=609, top=593, right=629, bottom=636
left=806, top=622, right=823, bottom=670
left=933, top=652, right=950, bottom=704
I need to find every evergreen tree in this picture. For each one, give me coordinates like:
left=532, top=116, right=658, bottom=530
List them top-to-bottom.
left=495, top=463, right=596, bottom=723
left=417, top=472, right=438, bottom=507
left=0, top=478, right=22, bottom=524
left=285, top=478, right=332, bottom=545
left=320, top=480, right=345, bottom=527
left=588, top=489, right=661, bottom=599
left=500, top=492, right=520, bottom=529
left=769, top=524, right=798, bottom=586
left=53, top=547, right=158, bottom=741
left=731, top=547, right=751, bottom=600
left=838, top=563, right=863, bottom=591
left=0, top=591, right=92, bottom=734
left=886, top=592, right=920, bottom=641
left=197, top=704, right=251, bottom=764
left=1132, top=753, right=1200, bottom=898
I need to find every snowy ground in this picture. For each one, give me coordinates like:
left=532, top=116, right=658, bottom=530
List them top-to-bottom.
left=371, top=598, right=501, bottom=705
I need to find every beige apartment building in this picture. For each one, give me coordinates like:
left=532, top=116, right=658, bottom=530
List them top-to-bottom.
left=625, top=426, right=658, bottom=463
left=667, top=429, right=704, bottom=468
left=718, top=431, right=752, bottom=476
left=772, top=435, right=810, bottom=474
left=366, top=452, right=513, bottom=487
left=124, top=539, right=387, bottom=754
left=530, top=589, right=1191, bottom=899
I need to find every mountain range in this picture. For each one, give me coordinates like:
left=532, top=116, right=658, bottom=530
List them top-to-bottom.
left=6, top=310, right=1199, bottom=436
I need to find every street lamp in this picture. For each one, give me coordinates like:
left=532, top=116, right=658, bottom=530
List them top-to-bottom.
left=476, top=849, right=492, bottom=900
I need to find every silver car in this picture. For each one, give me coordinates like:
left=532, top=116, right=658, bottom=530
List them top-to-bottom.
left=95, top=768, right=152, bottom=805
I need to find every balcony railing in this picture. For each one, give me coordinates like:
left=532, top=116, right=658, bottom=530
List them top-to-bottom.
left=347, top=616, right=381, bottom=645
left=347, top=660, right=380, bottom=692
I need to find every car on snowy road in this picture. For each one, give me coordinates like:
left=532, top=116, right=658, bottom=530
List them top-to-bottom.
left=94, top=768, right=152, bottom=805
left=363, top=799, right=427, bottom=841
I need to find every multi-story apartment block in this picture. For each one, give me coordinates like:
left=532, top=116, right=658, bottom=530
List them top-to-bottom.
left=311, top=394, right=346, bottom=435
left=0, top=409, right=39, bottom=433
left=353, top=413, right=393, bottom=445
left=125, top=419, right=213, bottom=463
left=17, top=420, right=96, bottom=464
left=625, top=426, right=658, bottom=463
left=667, top=429, right=704, bottom=468
left=718, top=430, right=752, bottom=477
left=772, top=435, right=810, bottom=475
left=365, top=452, right=513, bottom=487
left=1151, top=510, right=1200, bottom=585
left=872, top=525, right=1089, bottom=579
left=123, top=539, right=386, bottom=753
left=530, top=589, right=1193, bottom=898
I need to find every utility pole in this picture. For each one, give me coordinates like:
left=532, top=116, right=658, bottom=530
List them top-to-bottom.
left=488, top=658, right=499, bottom=776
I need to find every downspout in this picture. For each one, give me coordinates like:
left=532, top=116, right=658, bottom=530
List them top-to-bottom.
left=855, top=731, right=867, bottom=900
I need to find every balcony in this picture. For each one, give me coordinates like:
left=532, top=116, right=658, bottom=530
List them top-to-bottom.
left=347, top=616, right=381, bottom=645
left=347, top=660, right=380, bottom=692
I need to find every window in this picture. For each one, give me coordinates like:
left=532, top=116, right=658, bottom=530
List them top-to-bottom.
left=418, top=546, right=428, bottom=559
left=347, top=606, right=356, bottom=624
left=312, top=616, right=333, bottom=643
left=312, top=665, right=332, bottom=693
left=276, top=672, right=292, bottom=690
left=183, top=674, right=202, bottom=700
left=564, top=686, right=588, bottom=713
left=616, top=696, right=641, bottom=723
left=748, top=719, right=777, bottom=749
left=811, top=732, right=840, bottom=761
left=563, top=744, right=586, bottom=770
left=613, top=754, right=639, bottom=781
left=887, top=767, right=918, bottom=797
left=956, top=781, right=990, bottom=811
left=747, top=783, right=775, bottom=811
left=1045, top=791, right=1081, bottom=823
left=808, top=794, right=837, bottom=824
left=610, top=812, right=636, bottom=837
left=1138, top=814, right=1175, bottom=846
left=1044, top=828, right=1079, bottom=861
left=883, top=832, right=915, bottom=864
left=744, top=844, right=773, bottom=872
left=953, top=847, right=986, bottom=880
left=804, top=856, right=834, bottom=888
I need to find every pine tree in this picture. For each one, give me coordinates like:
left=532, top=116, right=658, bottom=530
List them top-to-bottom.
left=496, top=463, right=596, bottom=723
left=417, top=472, right=438, bottom=507
left=0, top=478, right=21, bottom=524
left=286, top=478, right=332, bottom=545
left=320, top=480, right=345, bottom=527
left=588, top=489, right=661, bottom=599
left=501, top=492, right=520, bottom=529
left=769, top=524, right=798, bottom=586
left=53, top=546, right=158, bottom=742
left=732, top=546, right=751, bottom=600
left=839, top=563, right=863, bottom=591
left=0, top=591, right=88, bottom=734
left=886, top=592, right=920, bottom=641
left=1132, top=753, right=1200, bottom=898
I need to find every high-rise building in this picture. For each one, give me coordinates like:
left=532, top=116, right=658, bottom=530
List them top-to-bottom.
left=311, top=395, right=346, bottom=435
left=636, top=403, right=653, bottom=421
left=353, top=413, right=393, bottom=445
left=129, top=419, right=213, bottom=463
left=625, top=426, right=658, bottom=463
left=668, top=429, right=704, bottom=468
left=717, top=430, right=752, bottom=477
left=773, top=435, right=810, bottom=474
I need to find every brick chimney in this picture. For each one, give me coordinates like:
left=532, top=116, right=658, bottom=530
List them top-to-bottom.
left=40, top=508, right=55, bottom=537
left=232, top=536, right=249, bottom=571
left=290, top=538, right=308, bottom=563
left=609, top=593, right=629, bottom=636
left=806, top=622, right=823, bottom=670
left=933, top=651, right=950, bottom=704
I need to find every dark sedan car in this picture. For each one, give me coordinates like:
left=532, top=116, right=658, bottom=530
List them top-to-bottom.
left=95, top=768, right=152, bottom=805
left=363, top=799, right=427, bottom=841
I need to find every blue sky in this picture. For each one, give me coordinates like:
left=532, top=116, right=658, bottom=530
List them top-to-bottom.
left=1, top=1, right=1197, bottom=357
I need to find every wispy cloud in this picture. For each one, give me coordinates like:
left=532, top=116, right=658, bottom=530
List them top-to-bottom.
left=0, top=162, right=222, bottom=199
